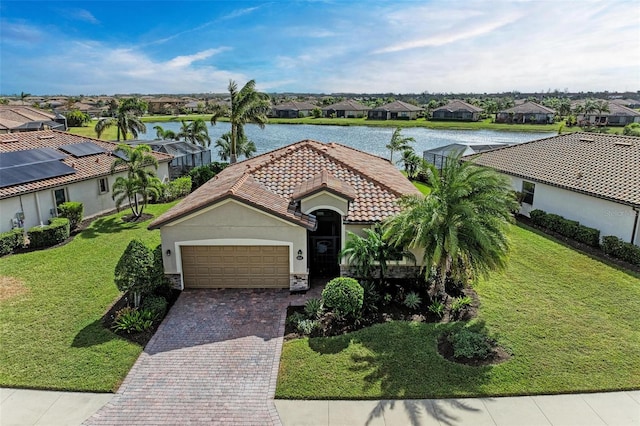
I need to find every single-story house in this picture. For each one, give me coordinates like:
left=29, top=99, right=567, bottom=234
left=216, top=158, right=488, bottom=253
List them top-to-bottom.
left=146, top=97, right=186, bottom=114
left=610, top=98, right=640, bottom=109
left=321, top=100, right=371, bottom=118
left=431, top=100, right=483, bottom=121
left=272, top=101, right=317, bottom=118
left=368, top=101, right=424, bottom=120
left=495, top=101, right=555, bottom=124
left=573, top=101, right=640, bottom=126
left=0, top=106, right=67, bottom=133
left=0, top=130, right=171, bottom=234
left=468, top=132, right=640, bottom=246
left=125, top=139, right=212, bottom=179
left=149, top=140, right=421, bottom=291
left=424, top=142, right=509, bottom=170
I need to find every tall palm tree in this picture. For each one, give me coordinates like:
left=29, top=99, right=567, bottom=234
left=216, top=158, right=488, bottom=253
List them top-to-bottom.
left=210, top=79, right=270, bottom=163
left=20, top=91, right=31, bottom=105
left=95, top=98, right=147, bottom=141
left=177, top=119, right=211, bottom=147
left=153, top=125, right=177, bottom=140
left=386, top=127, right=415, bottom=163
left=214, top=132, right=256, bottom=162
left=110, top=144, right=160, bottom=219
left=398, top=148, right=421, bottom=179
left=383, top=153, right=517, bottom=298
left=112, top=175, right=162, bottom=219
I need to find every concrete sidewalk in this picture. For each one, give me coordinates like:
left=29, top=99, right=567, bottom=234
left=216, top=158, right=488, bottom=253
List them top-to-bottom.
left=1, top=388, right=639, bottom=425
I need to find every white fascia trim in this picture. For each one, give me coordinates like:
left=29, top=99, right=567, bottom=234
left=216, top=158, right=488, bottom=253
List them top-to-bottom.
left=166, top=198, right=299, bottom=228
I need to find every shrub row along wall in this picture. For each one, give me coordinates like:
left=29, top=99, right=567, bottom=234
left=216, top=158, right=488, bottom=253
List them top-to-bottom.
left=529, top=209, right=600, bottom=247
left=27, top=218, right=70, bottom=249
left=0, top=228, right=24, bottom=256
left=602, top=236, right=640, bottom=266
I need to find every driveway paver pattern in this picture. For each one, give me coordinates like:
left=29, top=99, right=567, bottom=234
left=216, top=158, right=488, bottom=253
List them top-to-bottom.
left=85, top=288, right=292, bottom=425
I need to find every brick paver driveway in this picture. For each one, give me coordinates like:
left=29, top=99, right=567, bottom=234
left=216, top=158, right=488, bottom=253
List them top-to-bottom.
left=86, top=288, right=292, bottom=425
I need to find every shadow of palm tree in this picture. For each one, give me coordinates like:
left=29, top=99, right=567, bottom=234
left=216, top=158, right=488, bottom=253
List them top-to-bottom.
left=79, top=216, right=141, bottom=239
left=72, top=319, right=118, bottom=347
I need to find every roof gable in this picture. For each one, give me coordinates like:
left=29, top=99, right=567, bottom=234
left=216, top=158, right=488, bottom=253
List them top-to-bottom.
left=372, top=100, right=424, bottom=112
left=433, top=100, right=484, bottom=113
left=500, top=101, right=555, bottom=114
left=292, top=169, right=357, bottom=201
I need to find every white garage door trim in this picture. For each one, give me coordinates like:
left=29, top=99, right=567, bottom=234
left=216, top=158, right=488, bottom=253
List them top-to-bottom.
left=174, top=239, right=294, bottom=290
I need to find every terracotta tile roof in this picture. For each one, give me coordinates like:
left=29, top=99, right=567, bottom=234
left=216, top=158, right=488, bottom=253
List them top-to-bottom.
left=322, top=100, right=371, bottom=111
left=371, top=100, right=424, bottom=112
left=433, top=100, right=483, bottom=113
left=571, top=100, right=640, bottom=117
left=273, top=101, right=317, bottom=111
left=499, top=101, right=555, bottom=114
left=0, top=106, right=57, bottom=122
left=0, top=130, right=172, bottom=199
left=467, top=132, right=640, bottom=207
left=149, top=140, right=420, bottom=229
left=292, top=169, right=357, bottom=201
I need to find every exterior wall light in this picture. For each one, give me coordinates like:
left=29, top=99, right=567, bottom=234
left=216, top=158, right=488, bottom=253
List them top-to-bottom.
left=166, top=249, right=171, bottom=256
left=296, top=249, right=303, bottom=260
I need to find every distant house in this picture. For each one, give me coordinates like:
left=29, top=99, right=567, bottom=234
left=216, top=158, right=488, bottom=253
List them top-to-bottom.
left=146, top=97, right=186, bottom=114
left=610, top=98, right=640, bottom=109
left=322, top=100, right=370, bottom=118
left=431, top=100, right=483, bottom=121
left=272, top=101, right=317, bottom=118
left=368, top=101, right=424, bottom=120
left=495, top=101, right=555, bottom=124
left=573, top=101, right=640, bottom=126
left=0, top=106, right=67, bottom=134
left=0, top=130, right=171, bottom=234
left=468, top=132, right=640, bottom=246
left=126, top=139, right=212, bottom=179
left=424, top=142, right=509, bottom=169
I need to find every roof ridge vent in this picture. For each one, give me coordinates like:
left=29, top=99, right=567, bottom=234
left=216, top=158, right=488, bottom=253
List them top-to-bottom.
left=38, top=135, right=55, bottom=140
left=579, top=137, right=594, bottom=142
left=1, top=138, right=19, bottom=143
left=614, top=141, right=633, bottom=146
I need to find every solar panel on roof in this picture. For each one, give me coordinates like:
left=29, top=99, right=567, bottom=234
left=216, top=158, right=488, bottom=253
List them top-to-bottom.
left=59, top=141, right=107, bottom=157
left=0, top=148, right=67, bottom=168
left=111, top=149, right=129, bottom=161
left=0, top=160, right=76, bottom=188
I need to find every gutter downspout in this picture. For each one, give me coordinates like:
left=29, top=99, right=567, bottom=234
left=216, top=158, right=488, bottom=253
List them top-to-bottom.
left=34, top=193, right=44, bottom=226
left=631, top=207, right=640, bottom=246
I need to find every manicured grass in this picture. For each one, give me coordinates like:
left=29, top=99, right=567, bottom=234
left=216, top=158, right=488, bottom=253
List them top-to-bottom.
left=411, top=180, right=431, bottom=195
left=0, top=202, right=176, bottom=392
left=276, top=224, right=640, bottom=399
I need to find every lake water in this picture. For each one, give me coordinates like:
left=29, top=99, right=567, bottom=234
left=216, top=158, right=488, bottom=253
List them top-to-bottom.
left=139, top=121, right=553, bottom=160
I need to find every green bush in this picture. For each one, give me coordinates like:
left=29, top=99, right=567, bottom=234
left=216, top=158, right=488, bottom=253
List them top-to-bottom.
left=188, top=162, right=228, bottom=190
left=162, top=176, right=192, bottom=202
left=57, top=202, right=84, bottom=230
left=529, top=209, right=600, bottom=247
left=529, top=209, right=547, bottom=227
left=27, top=218, right=70, bottom=249
left=574, top=224, right=600, bottom=247
left=0, top=228, right=24, bottom=256
left=602, top=235, right=640, bottom=266
left=114, top=239, right=155, bottom=308
left=150, top=244, right=171, bottom=291
left=322, top=277, right=364, bottom=318
left=403, top=292, right=422, bottom=310
left=141, top=294, right=168, bottom=319
left=451, top=296, right=472, bottom=316
left=304, top=298, right=324, bottom=319
left=428, top=300, right=445, bottom=318
left=112, top=308, right=155, bottom=334
left=296, top=319, right=319, bottom=335
left=448, top=329, right=494, bottom=360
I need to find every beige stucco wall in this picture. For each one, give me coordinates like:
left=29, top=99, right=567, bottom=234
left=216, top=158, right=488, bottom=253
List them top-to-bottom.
left=301, top=192, right=349, bottom=216
left=159, top=199, right=308, bottom=275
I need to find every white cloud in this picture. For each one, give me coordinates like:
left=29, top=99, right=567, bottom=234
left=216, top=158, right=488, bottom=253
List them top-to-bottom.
left=220, top=6, right=261, bottom=20
left=70, top=9, right=100, bottom=24
left=166, top=48, right=230, bottom=68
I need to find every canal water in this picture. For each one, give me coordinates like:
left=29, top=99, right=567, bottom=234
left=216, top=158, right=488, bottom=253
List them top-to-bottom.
left=139, top=121, right=553, bottom=160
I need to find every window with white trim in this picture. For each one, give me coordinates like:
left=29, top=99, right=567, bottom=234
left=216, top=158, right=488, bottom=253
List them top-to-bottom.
left=98, top=177, right=109, bottom=194
left=522, top=181, right=535, bottom=205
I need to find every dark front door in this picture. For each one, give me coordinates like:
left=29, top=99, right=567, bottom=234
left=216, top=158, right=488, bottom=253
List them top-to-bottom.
left=308, top=209, right=341, bottom=277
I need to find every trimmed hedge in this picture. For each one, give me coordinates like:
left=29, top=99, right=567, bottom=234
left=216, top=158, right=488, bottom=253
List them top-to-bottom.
left=57, top=202, right=84, bottom=230
left=529, top=209, right=600, bottom=247
left=27, top=218, right=70, bottom=249
left=0, top=228, right=24, bottom=256
left=602, top=236, right=640, bottom=266
left=322, top=277, right=364, bottom=318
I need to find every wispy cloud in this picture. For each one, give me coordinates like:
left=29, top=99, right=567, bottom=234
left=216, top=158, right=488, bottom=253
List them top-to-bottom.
left=220, top=6, right=262, bottom=20
left=70, top=9, right=100, bottom=24
left=0, top=20, right=45, bottom=45
left=166, top=48, right=230, bottom=68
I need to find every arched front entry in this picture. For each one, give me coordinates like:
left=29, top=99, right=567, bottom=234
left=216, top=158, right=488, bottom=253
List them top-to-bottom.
left=308, top=209, right=341, bottom=277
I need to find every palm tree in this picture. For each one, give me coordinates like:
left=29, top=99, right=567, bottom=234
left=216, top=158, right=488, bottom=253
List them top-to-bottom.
left=210, top=79, right=270, bottom=163
left=20, top=91, right=31, bottom=105
left=95, top=98, right=147, bottom=141
left=177, top=119, right=211, bottom=147
left=153, top=125, right=177, bottom=140
left=386, top=127, right=415, bottom=163
left=214, top=132, right=256, bottom=161
left=110, top=144, right=160, bottom=219
left=398, top=148, right=422, bottom=179
left=383, top=153, right=517, bottom=298
left=112, top=175, right=162, bottom=219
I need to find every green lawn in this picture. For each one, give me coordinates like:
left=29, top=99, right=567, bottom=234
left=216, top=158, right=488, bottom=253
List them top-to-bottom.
left=0, top=202, right=176, bottom=392
left=276, top=224, right=640, bottom=399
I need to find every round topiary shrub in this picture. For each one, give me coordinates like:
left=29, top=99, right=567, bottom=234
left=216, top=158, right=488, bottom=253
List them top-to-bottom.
left=322, top=277, right=364, bottom=318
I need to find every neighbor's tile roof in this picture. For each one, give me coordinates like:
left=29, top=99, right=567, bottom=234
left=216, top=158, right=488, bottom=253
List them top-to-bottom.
left=322, top=100, right=371, bottom=111
left=371, top=100, right=424, bottom=112
left=433, top=100, right=484, bottom=113
left=571, top=100, right=640, bottom=117
left=273, top=101, right=317, bottom=111
left=499, top=101, right=555, bottom=114
left=0, top=106, right=58, bottom=130
left=0, top=130, right=172, bottom=199
left=468, top=132, right=640, bottom=206
left=149, top=140, right=420, bottom=229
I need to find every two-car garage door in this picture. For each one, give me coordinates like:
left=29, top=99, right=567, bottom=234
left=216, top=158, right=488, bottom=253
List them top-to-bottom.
left=181, top=245, right=289, bottom=289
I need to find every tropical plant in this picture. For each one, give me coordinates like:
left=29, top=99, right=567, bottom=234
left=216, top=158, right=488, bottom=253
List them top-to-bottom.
left=210, top=79, right=270, bottom=163
left=20, top=91, right=30, bottom=105
left=95, top=97, right=147, bottom=141
left=65, top=109, right=91, bottom=127
left=177, top=119, right=211, bottom=147
left=623, top=122, right=640, bottom=136
left=153, top=125, right=178, bottom=140
left=386, top=127, right=415, bottom=163
left=214, top=131, right=256, bottom=161
left=110, top=144, right=160, bottom=219
left=398, top=148, right=422, bottom=179
left=384, top=153, right=517, bottom=297
left=112, top=175, right=162, bottom=219
left=57, top=201, right=83, bottom=230
left=113, top=239, right=155, bottom=308
left=403, top=292, right=422, bottom=310
left=451, top=296, right=472, bottom=318
left=304, top=298, right=324, bottom=319
left=428, top=299, right=445, bottom=318
left=112, top=308, right=155, bottom=334
left=448, top=328, right=493, bottom=359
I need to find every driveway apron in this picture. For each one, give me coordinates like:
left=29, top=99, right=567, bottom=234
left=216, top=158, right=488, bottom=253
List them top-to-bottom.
left=85, top=288, right=290, bottom=425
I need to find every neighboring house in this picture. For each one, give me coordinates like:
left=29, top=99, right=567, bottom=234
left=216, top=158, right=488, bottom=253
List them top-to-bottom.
left=146, top=97, right=186, bottom=114
left=610, top=98, right=640, bottom=109
left=321, top=100, right=371, bottom=118
left=431, top=100, right=483, bottom=121
left=184, top=101, right=205, bottom=113
left=272, top=101, right=317, bottom=118
left=368, top=101, right=424, bottom=120
left=495, top=101, right=555, bottom=124
left=573, top=101, right=640, bottom=126
left=0, top=106, right=67, bottom=133
left=0, top=130, right=171, bottom=234
left=468, top=132, right=640, bottom=246
left=126, top=139, right=212, bottom=179
left=149, top=140, right=421, bottom=291
left=424, top=142, right=509, bottom=170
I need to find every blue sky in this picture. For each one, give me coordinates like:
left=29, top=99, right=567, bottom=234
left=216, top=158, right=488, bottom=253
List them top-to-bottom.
left=1, top=0, right=639, bottom=95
